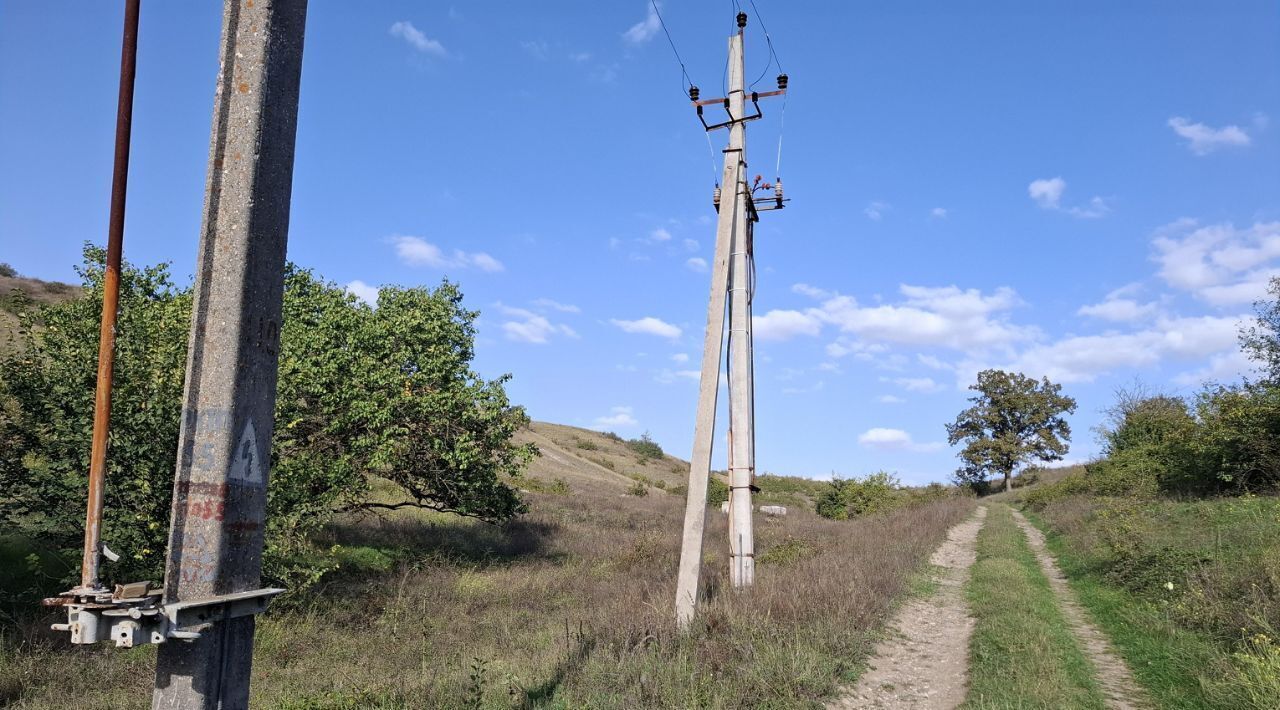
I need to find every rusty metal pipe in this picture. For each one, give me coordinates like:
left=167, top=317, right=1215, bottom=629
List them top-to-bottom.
left=82, top=0, right=141, bottom=592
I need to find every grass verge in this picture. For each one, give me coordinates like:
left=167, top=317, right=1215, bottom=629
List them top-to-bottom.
left=962, top=504, right=1106, bottom=709
left=1023, top=509, right=1217, bottom=709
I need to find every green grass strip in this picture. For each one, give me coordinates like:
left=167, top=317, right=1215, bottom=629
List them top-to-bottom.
left=962, top=504, right=1107, bottom=710
left=1023, top=509, right=1220, bottom=710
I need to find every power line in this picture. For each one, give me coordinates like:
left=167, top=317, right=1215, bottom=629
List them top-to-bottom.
left=648, top=0, right=694, bottom=97
left=747, top=0, right=784, bottom=89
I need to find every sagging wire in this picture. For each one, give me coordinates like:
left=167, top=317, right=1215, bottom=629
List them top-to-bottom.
left=649, top=0, right=695, bottom=98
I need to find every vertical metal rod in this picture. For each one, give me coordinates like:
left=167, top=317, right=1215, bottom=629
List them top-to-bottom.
left=81, top=0, right=142, bottom=592
left=152, top=1, right=308, bottom=707
left=675, top=22, right=748, bottom=628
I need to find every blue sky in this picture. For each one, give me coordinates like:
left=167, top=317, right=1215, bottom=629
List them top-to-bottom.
left=3, top=2, right=1278, bottom=484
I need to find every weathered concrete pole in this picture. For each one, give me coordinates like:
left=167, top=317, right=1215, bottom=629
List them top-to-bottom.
left=152, top=1, right=308, bottom=707
left=675, top=23, right=748, bottom=629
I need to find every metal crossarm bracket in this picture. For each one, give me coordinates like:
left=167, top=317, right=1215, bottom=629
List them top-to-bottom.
left=695, top=90, right=779, bottom=132
left=47, top=586, right=284, bottom=648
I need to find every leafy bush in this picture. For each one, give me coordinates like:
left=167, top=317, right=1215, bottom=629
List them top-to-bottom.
left=0, top=246, right=535, bottom=590
left=0, top=263, right=15, bottom=278
left=626, top=432, right=663, bottom=462
left=816, top=472, right=903, bottom=520
left=707, top=477, right=729, bottom=506
left=626, top=480, right=649, bottom=497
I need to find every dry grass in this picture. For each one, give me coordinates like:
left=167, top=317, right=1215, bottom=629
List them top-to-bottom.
left=2, top=481, right=972, bottom=708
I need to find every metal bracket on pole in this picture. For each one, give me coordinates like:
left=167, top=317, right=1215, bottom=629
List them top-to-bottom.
left=46, top=586, right=283, bottom=648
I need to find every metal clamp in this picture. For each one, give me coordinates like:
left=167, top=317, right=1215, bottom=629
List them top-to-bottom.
left=47, top=584, right=283, bottom=648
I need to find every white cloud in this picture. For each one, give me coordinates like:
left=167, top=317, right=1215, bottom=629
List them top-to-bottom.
left=622, top=2, right=661, bottom=44
left=389, top=21, right=447, bottom=58
left=519, top=39, right=550, bottom=60
left=569, top=51, right=592, bottom=62
left=1168, top=116, right=1251, bottom=156
left=1028, top=177, right=1066, bottom=209
left=1029, top=177, right=1109, bottom=218
left=864, top=201, right=890, bottom=221
left=931, top=207, right=948, bottom=219
left=1152, top=220, right=1280, bottom=305
left=648, top=227, right=672, bottom=243
left=391, top=235, right=505, bottom=273
left=682, top=238, right=700, bottom=252
left=470, top=252, right=505, bottom=273
left=686, top=257, right=708, bottom=273
left=345, top=280, right=379, bottom=307
left=793, top=283, right=834, bottom=300
left=812, top=285, right=1037, bottom=353
left=1077, top=285, right=1160, bottom=322
left=532, top=298, right=581, bottom=313
left=1077, top=298, right=1159, bottom=322
left=496, top=304, right=577, bottom=344
left=753, top=309, right=822, bottom=342
left=997, top=314, right=1245, bottom=384
left=610, top=316, right=682, bottom=339
left=1173, top=349, right=1257, bottom=386
left=670, top=353, right=690, bottom=363
left=655, top=369, right=700, bottom=385
left=893, top=377, right=943, bottom=393
left=878, top=394, right=906, bottom=404
left=593, top=406, right=639, bottom=430
left=857, top=427, right=943, bottom=452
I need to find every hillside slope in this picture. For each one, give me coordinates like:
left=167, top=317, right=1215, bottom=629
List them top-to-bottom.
left=515, top=421, right=691, bottom=495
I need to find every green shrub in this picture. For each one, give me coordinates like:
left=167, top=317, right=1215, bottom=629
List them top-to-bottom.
left=0, top=263, right=15, bottom=278
left=626, top=432, right=664, bottom=461
left=574, top=438, right=599, bottom=451
left=816, top=472, right=903, bottom=520
left=1021, top=474, right=1091, bottom=510
left=707, top=477, right=729, bottom=506
left=626, top=480, right=649, bottom=497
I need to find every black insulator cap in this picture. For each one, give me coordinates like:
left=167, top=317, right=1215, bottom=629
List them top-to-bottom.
left=736, top=12, right=748, bottom=28
left=777, top=74, right=789, bottom=90
left=689, top=85, right=700, bottom=101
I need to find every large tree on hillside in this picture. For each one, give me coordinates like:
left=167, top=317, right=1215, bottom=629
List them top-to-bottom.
left=0, top=246, right=534, bottom=588
left=946, top=369, right=1077, bottom=492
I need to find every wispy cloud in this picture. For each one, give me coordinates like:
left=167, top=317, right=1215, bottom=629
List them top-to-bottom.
left=622, top=2, right=661, bottom=44
left=389, top=21, right=447, bottom=58
left=1168, top=116, right=1251, bottom=156
left=1028, top=177, right=1110, bottom=218
left=864, top=201, right=890, bottom=221
left=391, top=235, right=504, bottom=273
left=686, top=257, right=708, bottom=273
left=532, top=298, right=581, bottom=313
left=496, top=303, right=577, bottom=344
left=610, top=317, right=681, bottom=339
left=592, top=405, right=639, bottom=430
left=857, top=428, right=944, bottom=452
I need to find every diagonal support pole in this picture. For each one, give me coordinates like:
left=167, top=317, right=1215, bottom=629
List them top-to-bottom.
left=152, top=1, right=308, bottom=707
left=675, top=150, right=742, bottom=629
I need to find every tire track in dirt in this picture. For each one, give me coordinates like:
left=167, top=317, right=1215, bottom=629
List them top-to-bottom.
left=828, top=505, right=987, bottom=710
left=1010, top=509, right=1150, bottom=710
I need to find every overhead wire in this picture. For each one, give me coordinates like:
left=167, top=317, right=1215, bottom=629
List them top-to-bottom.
left=645, top=0, right=721, bottom=185
left=648, top=0, right=694, bottom=96
left=744, top=0, right=787, bottom=179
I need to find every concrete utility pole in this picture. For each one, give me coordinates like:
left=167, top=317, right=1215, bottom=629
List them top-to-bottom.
left=152, top=1, right=308, bottom=707
left=675, top=11, right=786, bottom=628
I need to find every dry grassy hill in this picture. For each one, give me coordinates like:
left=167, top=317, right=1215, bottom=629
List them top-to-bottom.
left=0, top=268, right=81, bottom=354
left=515, top=421, right=692, bottom=495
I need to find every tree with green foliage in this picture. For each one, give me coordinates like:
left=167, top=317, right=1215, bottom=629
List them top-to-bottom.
left=0, top=246, right=535, bottom=589
left=946, top=369, right=1077, bottom=492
